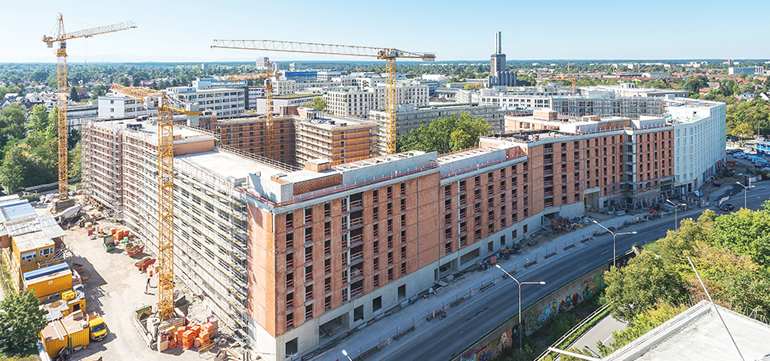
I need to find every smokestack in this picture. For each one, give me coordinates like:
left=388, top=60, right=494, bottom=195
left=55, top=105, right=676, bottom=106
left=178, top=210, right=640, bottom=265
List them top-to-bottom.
left=495, top=31, right=501, bottom=54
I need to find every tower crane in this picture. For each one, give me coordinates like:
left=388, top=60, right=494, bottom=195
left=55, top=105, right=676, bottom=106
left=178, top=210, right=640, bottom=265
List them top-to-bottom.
left=43, top=14, right=136, bottom=212
left=211, top=40, right=436, bottom=155
left=110, top=84, right=200, bottom=321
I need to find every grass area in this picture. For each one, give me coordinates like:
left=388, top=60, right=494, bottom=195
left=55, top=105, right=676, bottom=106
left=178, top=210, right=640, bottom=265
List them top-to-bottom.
left=0, top=254, right=16, bottom=295
left=491, top=294, right=604, bottom=361
left=0, top=351, right=40, bottom=361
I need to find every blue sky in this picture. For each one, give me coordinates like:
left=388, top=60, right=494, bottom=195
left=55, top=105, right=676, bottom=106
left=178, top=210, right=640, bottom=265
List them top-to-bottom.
left=1, top=0, right=768, bottom=63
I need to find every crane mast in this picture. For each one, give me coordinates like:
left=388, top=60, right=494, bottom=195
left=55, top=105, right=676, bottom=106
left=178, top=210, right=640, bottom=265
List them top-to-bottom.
left=43, top=14, right=136, bottom=212
left=211, top=39, right=435, bottom=155
left=109, top=85, right=199, bottom=321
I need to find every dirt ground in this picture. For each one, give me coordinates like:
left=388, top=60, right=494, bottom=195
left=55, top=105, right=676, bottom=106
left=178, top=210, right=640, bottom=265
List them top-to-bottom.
left=35, top=199, right=226, bottom=361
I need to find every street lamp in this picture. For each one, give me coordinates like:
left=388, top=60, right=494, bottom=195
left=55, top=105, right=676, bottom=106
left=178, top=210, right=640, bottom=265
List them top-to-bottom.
left=735, top=182, right=754, bottom=210
left=666, top=199, right=686, bottom=231
left=592, top=220, right=637, bottom=268
left=495, top=264, right=545, bottom=353
left=341, top=349, right=353, bottom=361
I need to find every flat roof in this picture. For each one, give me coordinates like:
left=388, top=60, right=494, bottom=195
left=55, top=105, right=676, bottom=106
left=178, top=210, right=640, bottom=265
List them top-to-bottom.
left=91, top=119, right=216, bottom=145
left=177, top=149, right=272, bottom=181
left=0, top=199, right=37, bottom=222
left=12, top=230, right=53, bottom=253
left=607, top=300, right=770, bottom=361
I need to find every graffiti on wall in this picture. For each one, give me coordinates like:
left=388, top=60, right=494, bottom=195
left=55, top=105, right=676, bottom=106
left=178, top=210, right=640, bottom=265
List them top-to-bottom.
left=456, top=270, right=605, bottom=361
left=459, top=329, right=512, bottom=361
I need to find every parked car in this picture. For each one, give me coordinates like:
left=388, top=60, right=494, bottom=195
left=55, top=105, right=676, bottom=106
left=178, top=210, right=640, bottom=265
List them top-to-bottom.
left=720, top=203, right=735, bottom=212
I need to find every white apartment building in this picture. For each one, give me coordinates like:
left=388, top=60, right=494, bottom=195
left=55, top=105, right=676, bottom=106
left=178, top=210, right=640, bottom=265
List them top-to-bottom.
left=316, top=71, right=341, bottom=81
left=271, top=80, right=297, bottom=96
left=589, top=83, right=688, bottom=98
left=324, top=84, right=429, bottom=118
left=460, top=86, right=574, bottom=109
left=99, top=87, right=246, bottom=118
left=166, top=87, right=246, bottom=116
left=97, top=94, right=158, bottom=119
left=667, top=98, right=727, bottom=193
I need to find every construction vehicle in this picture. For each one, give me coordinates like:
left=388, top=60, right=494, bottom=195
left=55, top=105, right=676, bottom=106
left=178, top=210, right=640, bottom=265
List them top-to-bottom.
left=42, top=14, right=136, bottom=213
left=211, top=39, right=435, bottom=155
left=108, top=84, right=199, bottom=323
left=88, top=311, right=107, bottom=341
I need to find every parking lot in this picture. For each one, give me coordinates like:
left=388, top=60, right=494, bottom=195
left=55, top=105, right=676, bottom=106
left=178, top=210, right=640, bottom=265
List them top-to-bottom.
left=37, top=201, right=214, bottom=361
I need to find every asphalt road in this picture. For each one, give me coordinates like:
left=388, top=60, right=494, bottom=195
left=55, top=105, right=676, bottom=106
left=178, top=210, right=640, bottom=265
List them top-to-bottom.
left=379, top=183, right=770, bottom=361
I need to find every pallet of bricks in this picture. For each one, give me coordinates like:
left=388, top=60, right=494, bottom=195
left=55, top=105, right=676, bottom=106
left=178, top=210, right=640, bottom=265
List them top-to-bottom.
left=177, top=317, right=218, bottom=350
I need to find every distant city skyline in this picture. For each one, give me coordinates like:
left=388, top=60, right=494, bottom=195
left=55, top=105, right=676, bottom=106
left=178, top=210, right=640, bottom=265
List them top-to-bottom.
left=2, top=0, right=769, bottom=63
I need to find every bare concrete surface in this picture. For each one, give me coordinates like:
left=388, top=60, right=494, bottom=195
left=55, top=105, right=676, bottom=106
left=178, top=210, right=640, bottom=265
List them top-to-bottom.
left=38, top=209, right=211, bottom=361
left=569, top=315, right=627, bottom=357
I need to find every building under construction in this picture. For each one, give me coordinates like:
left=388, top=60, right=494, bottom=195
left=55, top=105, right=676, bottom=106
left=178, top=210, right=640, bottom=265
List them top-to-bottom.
left=82, top=99, right=727, bottom=360
left=196, top=108, right=379, bottom=166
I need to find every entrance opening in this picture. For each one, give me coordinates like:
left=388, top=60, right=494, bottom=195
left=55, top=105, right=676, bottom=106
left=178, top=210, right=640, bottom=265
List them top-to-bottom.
left=487, top=242, right=493, bottom=253
left=460, top=248, right=480, bottom=265
left=439, top=259, right=458, bottom=277
left=397, top=285, right=406, bottom=302
left=373, top=296, right=382, bottom=312
left=354, top=305, right=364, bottom=322
left=319, top=313, right=349, bottom=343
left=285, top=338, right=298, bottom=356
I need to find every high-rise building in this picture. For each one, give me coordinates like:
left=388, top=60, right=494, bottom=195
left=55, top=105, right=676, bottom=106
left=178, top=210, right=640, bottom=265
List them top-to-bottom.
left=487, top=32, right=517, bottom=87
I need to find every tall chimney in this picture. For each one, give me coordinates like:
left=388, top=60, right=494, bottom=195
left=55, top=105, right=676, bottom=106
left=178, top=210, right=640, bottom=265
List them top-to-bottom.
left=495, top=31, right=502, bottom=54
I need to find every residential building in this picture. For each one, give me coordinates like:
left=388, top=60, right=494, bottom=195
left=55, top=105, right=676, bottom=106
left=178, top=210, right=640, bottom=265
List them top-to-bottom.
left=588, top=83, right=688, bottom=98
left=324, top=84, right=429, bottom=118
left=99, top=86, right=247, bottom=119
left=464, top=86, right=574, bottom=109
left=168, top=87, right=246, bottom=117
left=97, top=94, right=158, bottom=119
left=255, top=94, right=318, bottom=115
left=549, top=95, right=666, bottom=119
left=666, top=98, right=727, bottom=193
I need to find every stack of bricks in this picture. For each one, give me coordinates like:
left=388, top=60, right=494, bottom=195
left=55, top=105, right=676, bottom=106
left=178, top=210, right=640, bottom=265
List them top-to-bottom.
left=182, top=324, right=198, bottom=350
left=174, top=326, right=186, bottom=349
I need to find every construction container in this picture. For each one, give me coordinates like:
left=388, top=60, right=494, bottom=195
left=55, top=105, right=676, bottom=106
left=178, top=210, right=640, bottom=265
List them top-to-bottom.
left=24, top=269, right=73, bottom=301
left=61, top=310, right=90, bottom=350
left=40, top=320, right=68, bottom=358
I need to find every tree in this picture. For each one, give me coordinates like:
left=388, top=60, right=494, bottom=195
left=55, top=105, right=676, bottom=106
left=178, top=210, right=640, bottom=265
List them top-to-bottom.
left=69, top=86, right=80, bottom=102
left=309, top=97, right=327, bottom=112
left=0, top=103, right=26, bottom=152
left=28, top=104, right=50, bottom=134
left=398, top=112, right=492, bottom=154
left=730, top=122, right=755, bottom=139
left=69, top=142, right=82, bottom=179
left=604, top=252, right=688, bottom=323
left=0, top=289, right=47, bottom=353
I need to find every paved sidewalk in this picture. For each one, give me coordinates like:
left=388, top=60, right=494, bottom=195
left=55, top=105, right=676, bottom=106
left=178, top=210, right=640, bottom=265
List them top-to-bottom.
left=308, top=214, right=640, bottom=361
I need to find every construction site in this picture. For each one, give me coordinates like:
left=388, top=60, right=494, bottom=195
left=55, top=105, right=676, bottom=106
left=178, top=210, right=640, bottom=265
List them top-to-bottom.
left=12, top=16, right=728, bottom=361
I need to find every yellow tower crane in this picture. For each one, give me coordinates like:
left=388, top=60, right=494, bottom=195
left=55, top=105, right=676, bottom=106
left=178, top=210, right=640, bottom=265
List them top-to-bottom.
left=43, top=14, right=136, bottom=212
left=211, top=40, right=435, bottom=155
left=216, top=69, right=282, bottom=158
left=110, top=84, right=200, bottom=321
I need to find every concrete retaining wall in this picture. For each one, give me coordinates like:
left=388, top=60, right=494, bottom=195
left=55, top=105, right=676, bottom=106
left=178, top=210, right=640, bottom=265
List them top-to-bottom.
left=452, top=264, right=608, bottom=361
